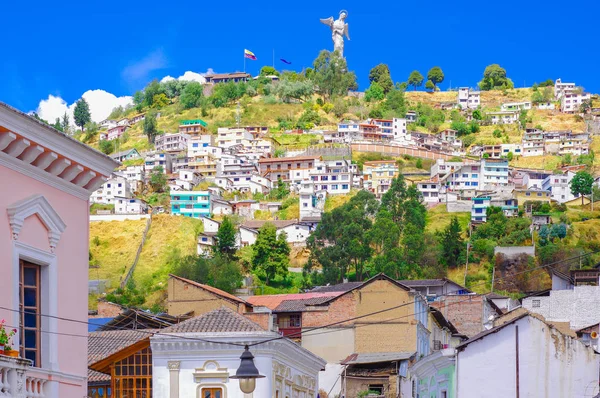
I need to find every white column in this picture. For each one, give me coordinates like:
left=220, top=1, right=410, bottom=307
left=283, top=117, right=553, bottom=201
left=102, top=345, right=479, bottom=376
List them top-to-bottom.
left=168, top=361, right=181, bottom=398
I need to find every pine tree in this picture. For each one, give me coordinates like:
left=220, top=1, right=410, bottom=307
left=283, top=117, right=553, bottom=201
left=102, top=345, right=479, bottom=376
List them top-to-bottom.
left=73, top=98, right=91, bottom=132
left=213, top=216, right=237, bottom=259
left=439, top=217, right=463, bottom=268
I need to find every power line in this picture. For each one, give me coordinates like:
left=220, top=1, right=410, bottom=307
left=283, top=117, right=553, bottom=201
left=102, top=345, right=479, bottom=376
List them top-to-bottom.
left=2, top=249, right=597, bottom=347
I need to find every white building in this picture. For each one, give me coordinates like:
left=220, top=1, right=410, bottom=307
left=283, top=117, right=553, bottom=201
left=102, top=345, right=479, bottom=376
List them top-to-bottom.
left=554, top=78, right=576, bottom=99
left=457, top=87, right=481, bottom=110
left=561, top=92, right=591, bottom=113
left=500, top=101, right=532, bottom=111
left=537, top=102, right=555, bottom=110
left=487, top=111, right=519, bottom=125
left=392, top=118, right=411, bottom=143
left=99, top=119, right=117, bottom=129
left=337, top=121, right=361, bottom=141
left=217, top=127, right=254, bottom=148
left=521, top=128, right=545, bottom=157
left=155, top=132, right=190, bottom=153
left=145, top=151, right=172, bottom=173
left=306, top=159, right=353, bottom=195
left=442, top=159, right=509, bottom=193
left=123, top=165, right=145, bottom=183
left=170, top=169, right=203, bottom=191
left=542, top=171, right=576, bottom=203
left=90, top=175, right=132, bottom=204
left=416, top=179, right=443, bottom=204
left=299, top=182, right=327, bottom=221
left=114, top=197, right=148, bottom=214
left=197, top=217, right=221, bottom=255
left=239, top=220, right=312, bottom=246
left=151, top=307, right=326, bottom=398
left=455, top=313, right=599, bottom=398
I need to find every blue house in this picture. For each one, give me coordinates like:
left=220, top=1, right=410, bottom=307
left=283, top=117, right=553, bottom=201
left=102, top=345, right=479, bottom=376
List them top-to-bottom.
left=170, top=191, right=211, bottom=218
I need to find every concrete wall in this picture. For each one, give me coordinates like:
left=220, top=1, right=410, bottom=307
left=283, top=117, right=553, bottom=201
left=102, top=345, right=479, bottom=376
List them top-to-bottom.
left=446, top=200, right=472, bottom=213
left=90, top=214, right=150, bottom=222
left=494, top=246, right=535, bottom=257
left=167, top=277, right=245, bottom=316
left=523, top=285, right=600, bottom=329
left=457, top=316, right=599, bottom=398
left=301, top=327, right=355, bottom=364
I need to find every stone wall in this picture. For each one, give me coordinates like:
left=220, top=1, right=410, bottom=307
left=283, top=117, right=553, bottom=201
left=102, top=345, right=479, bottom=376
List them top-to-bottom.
left=432, top=295, right=490, bottom=338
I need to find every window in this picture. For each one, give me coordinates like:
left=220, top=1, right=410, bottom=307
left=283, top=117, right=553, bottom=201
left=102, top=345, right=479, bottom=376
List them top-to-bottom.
left=342, top=184, right=349, bottom=190
left=20, top=261, right=41, bottom=367
left=112, top=347, right=152, bottom=397
left=369, top=384, right=384, bottom=394
left=202, top=388, right=223, bottom=398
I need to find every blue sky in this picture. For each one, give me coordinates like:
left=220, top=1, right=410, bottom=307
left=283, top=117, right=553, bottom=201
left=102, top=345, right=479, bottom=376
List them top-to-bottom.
left=1, top=0, right=598, bottom=118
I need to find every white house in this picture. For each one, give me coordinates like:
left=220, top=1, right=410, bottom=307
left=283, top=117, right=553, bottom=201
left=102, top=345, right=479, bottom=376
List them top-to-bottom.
left=554, top=78, right=576, bottom=99
left=457, top=88, right=481, bottom=110
left=561, top=92, right=591, bottom=113
left=500, top=101, right=531, bottom=111
left=537, top=102, right=555, bottom=110
left=487, top=111, right=519, bottom=125
left=99, top=119, right=117, bottom=129
left=337, top=121, right=361, bottom=141
left=155, top=132, right=190, bottom=153
left=145, top=151, right=172, bottom=173
left=170, top=168, right=203, bottom=191
left=542, top=172, right=576, bottom=203
left=90, top=175, right=132, bottom=204
left=299, top=182, right=326, bottom=221
left=114, top=197, right=148, bottom=214
left=211, top=198, right=234, bottom=216
left=197, top=217, right=221, bottom=255
left=239, top=220, right=310, bottom=246
left=150, top=307, right=326, bottom=398
left=455, top=313, right=599, bottom=398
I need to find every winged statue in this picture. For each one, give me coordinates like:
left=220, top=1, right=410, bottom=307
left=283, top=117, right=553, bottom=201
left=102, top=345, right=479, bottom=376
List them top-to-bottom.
left=320, top=10, right=350, bottom=58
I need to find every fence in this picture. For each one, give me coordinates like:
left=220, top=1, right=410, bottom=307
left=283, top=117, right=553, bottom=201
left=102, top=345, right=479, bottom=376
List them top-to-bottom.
left=351, top=143, right=458, bottom=161
left=120, top=214, right=152, bottom=289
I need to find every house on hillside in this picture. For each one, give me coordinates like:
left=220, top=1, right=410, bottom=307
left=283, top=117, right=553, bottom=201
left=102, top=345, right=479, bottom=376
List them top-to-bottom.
left=204, top=72, right=251, bottom=84
left=457, top=88, right=480, bottom=109
left=0, top=102, right=118, bottom=396
left=107, top=125, right=127, bottom=141
left=155, top=132, right=190, bottom=153
left=110, top=148, right=141, bottom=163
left=170, top=190, right=211, bottom=218
left=239, top=220, right=312, bottom=246
left=167, top=274, right=252, bottom=316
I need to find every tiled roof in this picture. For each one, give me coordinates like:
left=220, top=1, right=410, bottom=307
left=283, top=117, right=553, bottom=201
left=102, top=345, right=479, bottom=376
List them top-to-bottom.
left=258, top=156, right=319, bottom=163
left=169, top=274, right=250, bottom=306
left=399, top=279, right=447, bottom=287
left=311, top=282, right=363, bottom=293
left=247, top=292, right=341, bottom=310
left=274, top=296, right=337, bottom=312
left=159, top=307, right=264, bottom=333
left=88, top=329, right=153, bottom=365
left=89, top=369, right=111, bottom=384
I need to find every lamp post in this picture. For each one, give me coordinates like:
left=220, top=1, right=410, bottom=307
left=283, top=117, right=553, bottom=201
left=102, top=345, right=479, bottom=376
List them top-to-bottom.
left=231, top=345, right=265, bottom=393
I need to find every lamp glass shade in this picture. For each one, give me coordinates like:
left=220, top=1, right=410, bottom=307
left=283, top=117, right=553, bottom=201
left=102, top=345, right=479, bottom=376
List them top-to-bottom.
left=239, top=377, right=256, bottom=394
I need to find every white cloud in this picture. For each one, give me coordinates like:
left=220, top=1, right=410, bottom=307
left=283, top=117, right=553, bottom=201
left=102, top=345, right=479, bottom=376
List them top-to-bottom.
left=122, top=49, right=168, bottom=83
left=160, top=70, right=207, bottom=84
left=36, top=90, right=133, bottom=125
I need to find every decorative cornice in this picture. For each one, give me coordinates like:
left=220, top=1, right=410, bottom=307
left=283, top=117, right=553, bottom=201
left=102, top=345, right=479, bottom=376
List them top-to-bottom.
left=0, top=151, right=90, bottom=200
left=7, top=194, right=67, bottom=252
left=167, top=361, right=181, bottom=371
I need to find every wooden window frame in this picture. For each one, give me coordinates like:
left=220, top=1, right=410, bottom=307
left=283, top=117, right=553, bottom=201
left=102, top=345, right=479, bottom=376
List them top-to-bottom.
left=19, top=260, right=41, bottom=367
left=111, top=346, right=153, bottom=398
left=201, top=387, right=224, bottom=398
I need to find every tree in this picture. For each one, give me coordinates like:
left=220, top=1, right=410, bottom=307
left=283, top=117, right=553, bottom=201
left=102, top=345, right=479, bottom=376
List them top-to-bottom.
left=312, top=50, right=357, bottom=99
left=368, top=64, right=393, bottom=94
left=478, top=64, right=514, bottom=91
left=260, top=66, right=279, bottom=77
left=427, top=66, right=445, bottom=89
left=407, top=70, right=424, bottom=91
left=272, top=79, right=314, bottom=103
left=425, top=80, right=435, bottom=92
left=180, top=82, right=204, bottom=109
left=365, top=82, right=385, bottom=102
left=386, top=84, right=407, bottom=116
left=133, top=91, right=144, bottom=112
left=151, top=93, right=169, bottom=108
left=73, top=98, right=91, bottom=132
left=472, top=109, right=483, bottom=120
left=143, top=110, right=158, bottom=143
left=61, top=112, right=70, bottom=135
left=53, top=118, right=63, bottom=132
left=83, top=121, right=99, bottom=143
left=98, top=139, right=113, bottom=155
left=415, top=158, right=423, bottom=169
left=149, top=166, right=168, bottom=193
left=570, top=171, right=594, bottom=205
left=272, top=178, right=290, bottom=200
left=213, top=216, right=237, bottom=259
left=438, top=217, right=463, bottom=268
left=251, top=223, right=290, bottom=284
left=172, top=254, right=242, bottom=293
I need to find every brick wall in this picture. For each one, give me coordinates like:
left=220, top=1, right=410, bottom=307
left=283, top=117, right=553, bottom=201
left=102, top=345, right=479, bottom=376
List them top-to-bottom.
left=167, top=277, right=242, bottom=316
left=432, top=295, right=489, bottom=338
left=90, top=301, right=124, bottom=318
left=243, top=312, right=270, bottom=331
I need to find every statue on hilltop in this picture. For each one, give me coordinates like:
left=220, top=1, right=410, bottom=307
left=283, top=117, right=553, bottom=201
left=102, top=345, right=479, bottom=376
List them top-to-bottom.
left=320, top=10, right=350, bottom=58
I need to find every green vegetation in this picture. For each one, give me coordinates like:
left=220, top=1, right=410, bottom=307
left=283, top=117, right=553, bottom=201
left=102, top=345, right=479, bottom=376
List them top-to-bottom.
left=479, top=64, right=514, bottom=90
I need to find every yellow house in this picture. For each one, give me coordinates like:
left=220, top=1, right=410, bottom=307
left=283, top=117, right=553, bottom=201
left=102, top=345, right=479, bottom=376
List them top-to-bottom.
left=514, top=189, right=552, bottom=204
left=167, top=274, right=252, bottom=316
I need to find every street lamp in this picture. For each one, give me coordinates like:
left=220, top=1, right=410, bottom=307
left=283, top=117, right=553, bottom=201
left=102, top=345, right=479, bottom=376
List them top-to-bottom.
left=231, top=345, right=265, bottom=393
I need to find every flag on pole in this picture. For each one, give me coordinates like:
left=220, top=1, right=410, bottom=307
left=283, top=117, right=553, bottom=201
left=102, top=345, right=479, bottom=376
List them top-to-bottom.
left=244, top=49, right=257, bottom=60
left=280, top=58, right=292, bottom=65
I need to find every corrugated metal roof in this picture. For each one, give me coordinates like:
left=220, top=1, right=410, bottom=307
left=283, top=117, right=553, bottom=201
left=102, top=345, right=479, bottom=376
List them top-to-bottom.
left=341, top=351, right=415, bottom=365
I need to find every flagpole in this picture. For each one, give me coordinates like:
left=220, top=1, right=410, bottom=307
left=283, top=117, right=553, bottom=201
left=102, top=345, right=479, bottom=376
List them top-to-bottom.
left=244, top=49, right=246, bottom=73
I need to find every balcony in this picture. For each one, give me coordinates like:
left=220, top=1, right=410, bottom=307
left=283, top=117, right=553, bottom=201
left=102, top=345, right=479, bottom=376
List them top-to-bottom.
left=0, top=354, right=48, bottom=397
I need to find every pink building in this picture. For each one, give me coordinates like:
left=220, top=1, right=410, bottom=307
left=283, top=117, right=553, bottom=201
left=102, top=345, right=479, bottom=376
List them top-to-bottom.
left=0, top=102, right=118, bottom=396
left=107, top=125, right=127, bottom=141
